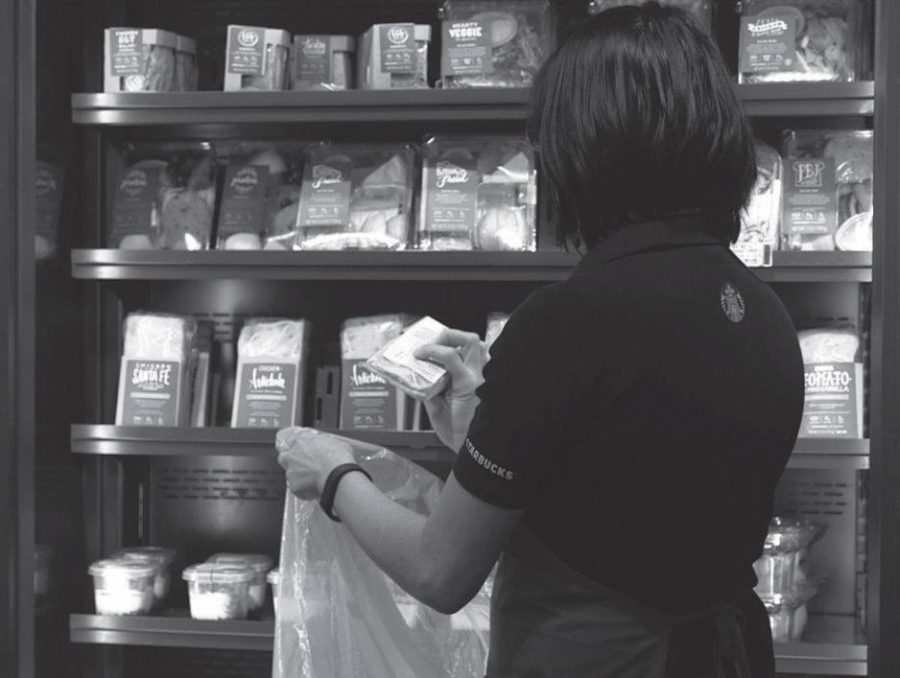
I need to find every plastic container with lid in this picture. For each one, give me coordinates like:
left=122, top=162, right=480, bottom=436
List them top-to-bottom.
left=358, top=24, right=431, bottom=90
left=224, top=26, right=291, bottom=91
left=104, top=28, right=178, bottom=93
left=174, top=35, right=198, bottom=91
left=292, top=35, right=356, bottom=91
left=34, top=545, right=52, bottom=598
left=113, top=546, right=176, bottom=606
left=206, top=553, right=273, bottom=612
left=89, top=558, right=158, bottom=616
left=183, top=563, right=254, bottom=620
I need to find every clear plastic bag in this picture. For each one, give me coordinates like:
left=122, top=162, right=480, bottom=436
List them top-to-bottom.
left=273, top=428, right=491, bottom=678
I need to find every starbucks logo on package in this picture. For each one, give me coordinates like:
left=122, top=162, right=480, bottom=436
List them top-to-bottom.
left=747, top=18, right=789, bottom=37
left=388, top=26, right=410, bottom=45
left=238, top=29, right=260, bottom=48
left=302, top=37, right=327, bottom=56
left=793, top=160, right=826, bottom=188
left=435, top=161, right=469, bottom=188
left=311, top=164, right=344, bottom=188
left=231, top=166, right=260, bottom=194
left=120, top=168, right=149, bottom=197
left=720, top=282, right=746, bottom=324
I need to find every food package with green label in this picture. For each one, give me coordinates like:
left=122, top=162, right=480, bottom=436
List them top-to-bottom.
left=439, top=0, right=556, bottom=88
left=587, top=0, right=713, bottom=32
left=738, top=0, right=872, bottom=84
left=358, top=24, right=431, bottom=89
left=224, top=26, right=291, bottom=91
left=104, top=28, right=177, bottom=92
left=291, top=35, right=356, bottom=90
left=781, top=130, right=873, bottom=252
left=418, top=136, right=537, bottom=251
left=109, top=142, right=217, bottom=251
left=215, top=142, right=305, bottom=251
left=732, top=142, right=783, bottom=268
left=293, top=143, right=416, bottom=250
left=35, top=146, right=65, bottom=260
left=116, top=313, right=197, bottom=427
left=231, top=319, right=310, bottom=429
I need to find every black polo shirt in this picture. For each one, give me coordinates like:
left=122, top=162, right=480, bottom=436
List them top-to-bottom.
left=453, top=215, right=805, bottom=613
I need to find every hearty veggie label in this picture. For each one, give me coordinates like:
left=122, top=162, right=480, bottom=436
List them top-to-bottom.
left=739, top=12, right=797, bottom=75
left=442, top=21, right=491, bottom=76
left=379, top=24, right=416, bottom=74
left=228, top=26, right=267, bottom=76
left=110, top=29, right=143, bottom=76
left=295, top=35, right=333, bottom=85
left=783, top=157, right=838, bottom=236
left=423, top=158, right=481, bottom=237
left=297, top=159, right=353, bottom=228
left=35, top=161, right=63, bottom=238
left=219, top=162, right=270, bottom=238
left=111, top=164, right=162, bottom=242
left=121, top=359, right=182, bottom=426
left=340, top=359, right=399, bottom=430
left=233, top=362, right=298, bottom=428
left=801, top=362, right=863, bottom=438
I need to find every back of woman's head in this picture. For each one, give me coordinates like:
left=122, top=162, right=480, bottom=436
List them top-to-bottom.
left=529, top=2, right=757, bottom=249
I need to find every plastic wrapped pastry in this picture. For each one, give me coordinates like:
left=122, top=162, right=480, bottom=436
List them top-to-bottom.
left=588, top=0, right=713, bottom=31
left=224, top=26, right=291, bottom=91
left=104, top=29, right=177, bottom=93
left=342, top=315, right=410, bottom=360
left=366, top=316, right=451, bottom=400
left=797, top=326, right=859, bottom=363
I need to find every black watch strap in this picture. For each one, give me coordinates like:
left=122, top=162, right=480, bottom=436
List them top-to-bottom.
left=319, top=463, right=373, bottom=522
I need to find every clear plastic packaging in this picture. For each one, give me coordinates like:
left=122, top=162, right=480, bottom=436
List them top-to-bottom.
left=440, top=0, right=556, bottom=88
left=587, top=0, right=713, bottom=31
left=738, top=0, right=872, bottom=84
left=358, top=24, right=431, bottom=90
left=224, top=26, right=291, bottom=91
left=104, top=28, right=177, bottom=93
left=174, top=35, right=198, bottom=91
left=292, top=36, right=356, bottom=90
left=418, top=136, right=537, bottom=251
left=733, top=142, right=782, bottom=268
left=109, top=143, right=217, bottom=251
left=216, top=143, right=305, bottom=251
left=294, top=144, right=416, bottom=251
left=485, top=312, right=509, bottom=353
left=366, top=316, right=451, bottom=401
left=797, top=326, right=860, bottom=363
left=273, top=428, right=490, bottom=678
left=754, top=517, right=826, bottom=598
left=34, top=545, right=52, bottom=598
left=113, top=546, right=176, bottom=606
left=206, top=553, right=274, bottom=612
left=89, top=559, right=158, bottom=616
left=183, top=563, right=254, bottom=620
left=762, top=582, right=819, bottom=642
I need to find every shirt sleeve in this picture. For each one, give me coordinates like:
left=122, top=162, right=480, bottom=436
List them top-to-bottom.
left=452, top=286, right=601, bottom=509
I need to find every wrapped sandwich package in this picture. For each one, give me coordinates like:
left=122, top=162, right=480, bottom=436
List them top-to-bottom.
left=439, top=0, right=556, bottom=88
left=588, top=0, right=713, bottom=31
left=358, top=24, right=431, bottom=90
left=224, top=26, right=291, bottom=91
left=104, top=28, right=177, bottom=93
left=292, top=35, right=356, bottom=91
left=782, top=130, right=873, bottom=252
left=418, top=136, right=537, bottom=251
left=733, top=142, right=783, bottom=267
left=109, top=143, right=217, bottom=251
left=216, top=143, right=305, bottom=251
left=294, top=144, right=416, bottom=250
left=116, top=313, right=197, bottom=426
left=367, top=316, right=450, bottom=401
left=231, top=319, right=310, bottom=429
left=798, top=327, right=864, bottom=438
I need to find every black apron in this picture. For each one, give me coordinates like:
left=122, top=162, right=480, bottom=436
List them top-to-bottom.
left=487, top=527, right=774, bottom=678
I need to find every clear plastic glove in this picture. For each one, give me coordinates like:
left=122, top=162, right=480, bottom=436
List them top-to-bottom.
left=413, top=330, right=488, bottom=452
left=276, top=428, right=355, bottom=500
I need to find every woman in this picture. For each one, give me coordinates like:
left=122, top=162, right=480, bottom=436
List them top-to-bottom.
left=277, top=4, right=804, bottom=677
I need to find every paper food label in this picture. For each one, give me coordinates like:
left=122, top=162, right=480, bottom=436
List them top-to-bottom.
left=739, top=13, right=797, bottom=75
left=442, top=21, right=491, bottom=76
left=379, top=24, right=416, bottom=74
left=228, top=26, right=267, bottom=76
left=110, top=29, right=143, bottom=76
left=295, top=35, right=332, bottom=85
left=783, top=158, right=838, bottom=236
left=297, top=159, right=353, bottom=228
left=423, top=159, right=481, bottom=237
left=35, top=161, right=63, bottom=237
left=219, top=162, right=270, bottom=238
left=111, top=165, right=162, bottom=240
left=731, top=242, right=773, bottom=268
left=382, top=318, right=448, bottom=383
left=121, top=359, right=182, bottom=426
left=340, top=359, right=399, bottom=430
left=233, top=362, right=298, bottom=428
left=801, top=362, right=863, bottom=438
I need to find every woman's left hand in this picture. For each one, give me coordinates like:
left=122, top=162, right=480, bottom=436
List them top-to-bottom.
left=276, top=429, right=355, bottom=500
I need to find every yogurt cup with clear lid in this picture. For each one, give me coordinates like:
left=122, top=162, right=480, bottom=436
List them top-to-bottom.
left=113, top=547, right=176, bottom=606
left=206, top=553, right=273, bottom=612
left=89, top=558, right=158, bottom=616
left=183, top=563, right=254, bottom=620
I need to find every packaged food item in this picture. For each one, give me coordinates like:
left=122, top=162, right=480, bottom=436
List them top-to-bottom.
left=440, top=0, right=556, bottom=88
left=588, top=0, right=713, bottom=31
left=738, top=0, right=871, bottom=84
left=358, top=24, right=431, bottom=89
left=224, top=26, right=291, bottom=91
left=104, top=28, right=177, bottom=92
left=174, top=35, right=199, bottom=91
left=292, top=35, right=356, bottom=90
left=781, top=130, right=873, bottom=252
left=418, top=136, right=537, bottom=251
left=733, top=142, right=782, bottom=268
left=109, top=143, right=217, bottom=251
left=216, top=143, right=304, bottom=251
left=294, top=144, right=415, bottom=250
left=35, top=151, right=64, bottom=260
left=485, top=312, right=510, bottom=352
left=116, top=314, right=197, bottom=427
left=340, top=315, right=410, bottom=430
left=366, top=316, right=451, bottom=400
left=231, top=319, right=309, bottom=429
left=189, top=322, right=213, bottom=427
left=797, top=326, right=863, bottom=437
left=798, top=326, right=860, bottom=363
left=34, top=545, right=52, bottom=598
left=113, top=546, right=177, bottom=606
left=206, top=553, right=273, bottom=613
left=89, top=558, right=158, bottom=616
left=183, top=563, right=254, bottom=620
left=268, top=568, right=281, bottom=615
left=764, top=591, right=812, bottom=642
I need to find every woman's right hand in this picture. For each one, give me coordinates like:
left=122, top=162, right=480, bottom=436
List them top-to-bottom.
left=414, top=329, right=488, bottom=452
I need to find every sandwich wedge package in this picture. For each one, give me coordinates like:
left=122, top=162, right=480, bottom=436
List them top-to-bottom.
left=439, top=0, right=556, bottom=88
left=588, top=0, right=713, bottom=31
left=738, top=0, right=872, bottom=84
left=358, top=24, right=431, bottom=90
left=224, top=26, right=291, bottom=91
left=104, top=28, right=177, bottom=92
left=292, top=35, right=356, bottom=90
left=781, top=130, right=873, bottom=251
left=418, top=136, right=537, bottom=251
left=216, top=142, right=305, bottom=251
left=733, top=142, right=782, bottom=268
left=109, top=143, right=217, bottom=251
left=294, top=143, right=415, bottom=251
left=35, top=149, right=65, bottom=260
left=116, top=313, right=197, bottom=427
left=366, top=316, right=450, bottom=401
left=231, top=319, right=310, bottom=429
left=273, top=428, right=490, bottom=678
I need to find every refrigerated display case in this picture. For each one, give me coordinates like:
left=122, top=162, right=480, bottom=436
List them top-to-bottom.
left=2, top=0, right=900, bottom=677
